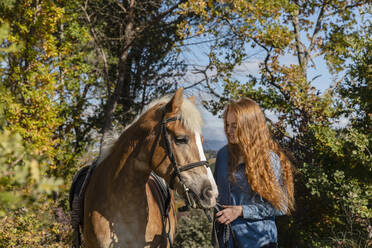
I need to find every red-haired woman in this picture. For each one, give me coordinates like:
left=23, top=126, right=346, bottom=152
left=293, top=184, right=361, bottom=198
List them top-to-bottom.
left=212, top=98, right=295, bottom=248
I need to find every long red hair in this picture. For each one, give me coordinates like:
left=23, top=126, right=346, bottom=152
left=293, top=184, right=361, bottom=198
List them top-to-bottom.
left=224, top=98, right=295, bottom=213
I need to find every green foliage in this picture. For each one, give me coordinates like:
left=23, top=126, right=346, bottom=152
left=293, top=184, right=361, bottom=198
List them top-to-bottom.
left=0, top=0, right=370, bottom=247
left=82, top=0, right=190, bottom=129
left=180, top=0, right=372, bottom=247
left=0, top=1, right=92, bottom=246
left=0, top=4, right=63, bottom=214
left=0, top=128, right=63, bottom=213
left=298, top=164, right=371, bottom=245
left=0, top=201, right=71, bottom=248
left=174, top=209, right=213, bottom=248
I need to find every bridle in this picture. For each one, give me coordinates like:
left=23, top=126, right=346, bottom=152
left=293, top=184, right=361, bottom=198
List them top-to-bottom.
left=149, top=108, right=213, bottom=248
left=150, top=108, right=209, bottom=208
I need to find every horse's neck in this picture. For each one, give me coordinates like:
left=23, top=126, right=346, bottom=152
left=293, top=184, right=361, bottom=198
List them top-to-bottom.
left=104, top=129, right=152, bottom=201
left=114, top=157, right=150, bottom=193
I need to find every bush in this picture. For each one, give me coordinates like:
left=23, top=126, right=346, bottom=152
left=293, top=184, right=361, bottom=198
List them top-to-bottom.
left=174, top=209, right=213, bottom=248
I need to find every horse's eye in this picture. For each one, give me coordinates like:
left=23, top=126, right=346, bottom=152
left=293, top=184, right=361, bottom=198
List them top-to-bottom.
left=174, top=135, right=189, bottom=144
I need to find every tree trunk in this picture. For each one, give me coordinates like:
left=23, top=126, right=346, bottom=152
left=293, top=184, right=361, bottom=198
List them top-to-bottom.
left=99, top=0, right=136, bottom=156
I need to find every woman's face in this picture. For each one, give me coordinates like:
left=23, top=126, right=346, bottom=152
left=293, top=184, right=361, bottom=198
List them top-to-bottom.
left=226, top=110, right=238, bottom=144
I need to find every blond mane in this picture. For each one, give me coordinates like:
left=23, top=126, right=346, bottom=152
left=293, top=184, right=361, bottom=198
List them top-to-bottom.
left=97, top=94, right=203, bottom=164
left=147, top=95, right=203, bottom=133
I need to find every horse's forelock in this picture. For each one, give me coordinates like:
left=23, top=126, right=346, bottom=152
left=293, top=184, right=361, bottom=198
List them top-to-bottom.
left=147, top=94, right=203, bottom=133
left=178, top=98, right=203, bottom=134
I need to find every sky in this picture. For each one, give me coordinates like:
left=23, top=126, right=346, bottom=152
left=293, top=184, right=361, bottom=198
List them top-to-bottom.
left=177, top=6, right=369, bottom=147
left=182, top=44, right=335, bottom=148
left=184, top=49, right=335, bottom=148
left=200, top=106, right=226, bottom=143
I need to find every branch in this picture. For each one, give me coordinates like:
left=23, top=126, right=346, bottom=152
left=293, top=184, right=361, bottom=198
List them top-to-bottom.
left=81, top=0, right=110, bottom=96
left=113, top=0, right=127, bottom=14
left=137, top=0, right=187, bottom=34
left=153, top=0, right=187, bottom=23
left=307, top=2, right=326, bottom=58
left=324, top=2, right=366, bottom=18
left=290, top=12, right=306, bottom=70
left=174, top=38, right=219, bottom=48
left=310, top=51, right=323, bottom=60
left=265, top=59, right=290, bottom=102
left=192, top=63, right=225, bottom=99
left=309, top=74, right=322, bottom=84
left=204, top=75, right=224, bottom=99
left=183, top=78, right=205, bottom=90
left=266, top=117, right=295, bottom=143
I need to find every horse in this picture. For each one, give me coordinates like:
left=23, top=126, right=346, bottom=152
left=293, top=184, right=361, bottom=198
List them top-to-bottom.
left=70, top=87, right=219, bottom=248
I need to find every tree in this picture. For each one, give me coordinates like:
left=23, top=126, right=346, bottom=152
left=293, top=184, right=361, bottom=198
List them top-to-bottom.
left=0, top=0, right=97, bottom=246
left=0, top=0, right=100, bottom=177
left=79, top=0, right=194, bottom=153
left=178, top=0, right=371, bottom=246
left=0, top=1, right=213, bottom=246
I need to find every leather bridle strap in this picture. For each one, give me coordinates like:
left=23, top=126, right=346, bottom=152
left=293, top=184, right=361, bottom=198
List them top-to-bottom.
left=149, top=108, right=209, bottom=208
left=149, top=111, right=177, bottom=168
left=160, top=113, right=209, bottom=191
left=161, top=115, right=180, bottom=187
left=169, top=160, right=209, bottom=189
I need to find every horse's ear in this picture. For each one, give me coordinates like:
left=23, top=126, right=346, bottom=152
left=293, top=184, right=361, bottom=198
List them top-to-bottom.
left=165, top=87, right=184, bottom=115
left=188, top=96, right=195, bottom=104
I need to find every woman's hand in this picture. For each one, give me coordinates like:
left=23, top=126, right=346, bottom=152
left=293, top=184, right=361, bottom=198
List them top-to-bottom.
left=216, top=205, right=243, bottom=225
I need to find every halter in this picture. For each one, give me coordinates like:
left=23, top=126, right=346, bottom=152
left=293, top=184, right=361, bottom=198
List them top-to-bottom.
left=150, top=109, right=209, bottom=208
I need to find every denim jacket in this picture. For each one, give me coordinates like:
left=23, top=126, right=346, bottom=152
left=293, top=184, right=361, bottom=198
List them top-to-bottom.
left=213, top=145, right=285, bottom=248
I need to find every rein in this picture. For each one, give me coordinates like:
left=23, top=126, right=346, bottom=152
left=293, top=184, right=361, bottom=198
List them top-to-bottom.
left=212, top=203, right=236, bottom=248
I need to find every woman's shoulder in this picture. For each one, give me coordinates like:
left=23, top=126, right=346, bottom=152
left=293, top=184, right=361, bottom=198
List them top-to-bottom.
left=217, top=144, right=229, bottom=158
left=215, top=145, right=229, bottom=168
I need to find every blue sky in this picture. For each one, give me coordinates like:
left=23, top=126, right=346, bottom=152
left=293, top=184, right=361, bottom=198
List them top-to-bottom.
left=178, top=7, right=369, bottom=146
left=182, top=50, right=336, bottom=147
left=187, top=51, right=335, bottom=146
left=200, top=106, right=226, bottom=144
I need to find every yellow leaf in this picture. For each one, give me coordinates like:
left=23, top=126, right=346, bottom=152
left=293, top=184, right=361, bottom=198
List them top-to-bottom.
left=29, top=159, right=40, bottom=181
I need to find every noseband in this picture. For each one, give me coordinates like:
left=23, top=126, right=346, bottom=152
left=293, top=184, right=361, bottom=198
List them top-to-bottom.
left=150, top=109, right=209, bottom=208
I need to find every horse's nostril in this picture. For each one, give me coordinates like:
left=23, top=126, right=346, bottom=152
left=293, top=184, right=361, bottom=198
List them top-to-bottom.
left=202, top=186, right=213, bottom=200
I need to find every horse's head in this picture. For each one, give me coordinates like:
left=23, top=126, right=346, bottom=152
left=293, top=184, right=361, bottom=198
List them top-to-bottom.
left=146, top=88, right=218, bottom=209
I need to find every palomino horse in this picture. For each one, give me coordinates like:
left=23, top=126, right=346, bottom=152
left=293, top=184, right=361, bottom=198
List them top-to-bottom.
left=73, top=88, right=218, bottom=247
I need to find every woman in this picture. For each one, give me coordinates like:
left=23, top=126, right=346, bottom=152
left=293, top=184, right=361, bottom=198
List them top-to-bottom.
left=212, top=98, right=295, bottom=248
